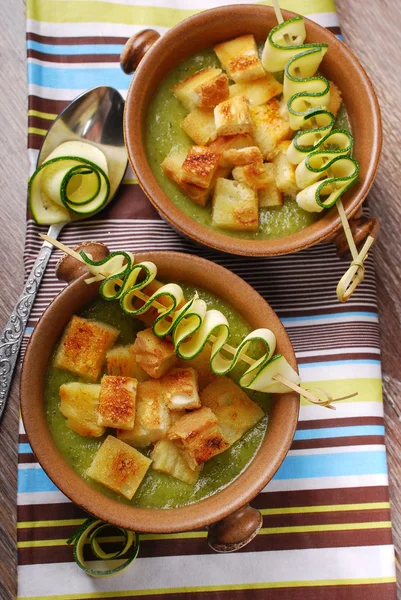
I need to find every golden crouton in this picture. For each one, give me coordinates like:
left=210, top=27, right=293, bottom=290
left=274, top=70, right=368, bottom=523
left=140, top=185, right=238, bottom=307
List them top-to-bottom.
left=214, top=34, right=265, bottom=83
left=172, top=68, right=229, bottom=110
left=229, top=74, right=283, bottom=106
left=328, top=81, right=342, bottom=118
left=214, top=95, right=253, bottom=137
left=250, top=99, right=292, bottom=160
left=181, top=107, right=217, bottom=146
left=209, top=133, right=254, bottom=154
left=273, top=141, right=299, bottom=197
left=181, top=146, right=221, bottom=189
left=222, top=146, right=263, bottom=168
left=161, top=149, right=211, bottom=207
left=232, top=162, right=274, bottom=190
left=258, top=164, right=283, bottom=207
left=212, top=178, right=259, bottom=232
left=134, top=279, right=187, bottom=328
left=54, top=316, right=119, bottom=382
left=132, top=328, right=178, bottom=379
left=106, top=345, right=149, bottom=382
left=177, top=345, right=216, bottom=390
left=160, top=367, right=200, bottom=410
left=97, top=375, right=137, bottom=430
left=201, top=377, right=264, bottom=445
left=118, top=380, right=170, bottom=448
left=59, top=382, right=104, bottom=437
left=168, top=406, right=229, bottom=469
left=169, top=410, right=187, bottom=426
left=87, top=435, right=151, bottom=500
left=150, top=439, right=200, bottom=485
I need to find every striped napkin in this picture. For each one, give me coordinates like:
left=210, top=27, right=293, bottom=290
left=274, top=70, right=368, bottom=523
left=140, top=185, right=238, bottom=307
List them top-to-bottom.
left=19, top=1, right=397, bottom=598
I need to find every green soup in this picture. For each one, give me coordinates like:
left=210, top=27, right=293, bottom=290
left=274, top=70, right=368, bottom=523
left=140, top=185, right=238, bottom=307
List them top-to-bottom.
left=145, top=48, right=350, bottom=241
left=45, top=284, right=271, bottom=509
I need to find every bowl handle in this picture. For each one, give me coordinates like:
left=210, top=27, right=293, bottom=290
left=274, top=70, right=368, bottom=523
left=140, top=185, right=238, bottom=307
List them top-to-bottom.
left=120, top=30, right=161, bottom=74
left=333, top=213, right=380, bottom=259
left=55, top=241, right=110, bottom=283
left=207, top=504, right=262, bottom=553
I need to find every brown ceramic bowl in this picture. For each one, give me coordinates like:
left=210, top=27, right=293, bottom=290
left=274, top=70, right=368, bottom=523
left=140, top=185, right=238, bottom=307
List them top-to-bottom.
left=123, top=5, right=381, bottom=257
left=21, top=251, right=298, bottom=547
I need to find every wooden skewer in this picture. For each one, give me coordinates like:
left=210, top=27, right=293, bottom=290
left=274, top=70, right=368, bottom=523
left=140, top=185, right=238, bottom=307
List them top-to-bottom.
left=40, top=234, right=357, bottom=409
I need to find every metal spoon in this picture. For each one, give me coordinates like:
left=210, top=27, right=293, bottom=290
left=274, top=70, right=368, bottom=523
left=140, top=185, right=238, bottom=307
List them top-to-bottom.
left=0, top=86, right=128, bottom=421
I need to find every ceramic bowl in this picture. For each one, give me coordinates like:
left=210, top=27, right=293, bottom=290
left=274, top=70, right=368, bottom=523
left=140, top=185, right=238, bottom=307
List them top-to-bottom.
left=122, top=5, right=381, bottom=257
left=20, top=250, right=298, bottom=549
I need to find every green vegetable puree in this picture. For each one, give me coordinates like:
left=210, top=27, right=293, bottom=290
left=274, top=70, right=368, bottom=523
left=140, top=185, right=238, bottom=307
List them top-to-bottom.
left=145, top=48, right=351, bottom=240
left=45, top=284, right=271, bottom=509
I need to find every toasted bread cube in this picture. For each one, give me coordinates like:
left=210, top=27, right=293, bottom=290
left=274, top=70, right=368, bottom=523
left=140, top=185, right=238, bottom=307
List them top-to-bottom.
left=214, top=34, right=265, bottom=83
left=172, top=68, right=229, bottom=110
left=229, top=74, right=283, bottom=106
left=328, top=81, right=342, bottom=118
left=214, top=96, right=253, bottom=137
left=250, top=99, right=292, bottom=160
left=181, top=107, right=217, bottom=146
left=209, top=133, right=254, bottom=153
left=273, top=141, right=299, bottom=197
left=181, top=146, right=221, bottom=188
left=222, top=146, right=263, bottom=168
left=161, top=149, right=211, bottom=207
left=232, top=162, right=274, bottom=190
left=258, top=164, right=283, bottom=207
left=212, top=178, right=259, bottom=232
left=134, top=279, right=187, bottom=328
left=54, top=316, right=119, bottom=382
left=132, top=328, right=177, bottom=379
left=106, top=345, right=149, bottom=382
left=177, top=345, right=215, bottom=390
left=160, top=367, right=200, bottom=410
left=97, top=375, right=137, bottom=430
left=201, top=377, right=264, bottom=445
left=118, top=380, right=170, bottom=447
left=59, top=382, right=104, bottom=437
left=168, top=406, right=229, bottom=468
left=169, top=410, right=187, bottom=425
left=87, top=435, right=151, bottom=499
left=150, top=439, right=200, bottom=485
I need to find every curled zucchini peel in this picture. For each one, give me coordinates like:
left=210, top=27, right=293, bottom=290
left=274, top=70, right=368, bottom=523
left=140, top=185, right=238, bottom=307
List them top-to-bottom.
left=262, top=16, right=359, bottom=212
left=81, top=251, right=301, bottom=394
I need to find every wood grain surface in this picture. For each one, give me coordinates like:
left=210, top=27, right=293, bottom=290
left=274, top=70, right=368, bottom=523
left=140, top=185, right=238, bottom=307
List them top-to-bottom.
left=0, top=1, right=400, bottom=598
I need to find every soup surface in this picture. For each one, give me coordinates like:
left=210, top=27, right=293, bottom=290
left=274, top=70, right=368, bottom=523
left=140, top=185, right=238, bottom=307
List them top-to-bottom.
left=146, top=47, right=350, bottom=240
left=45, top=283, right=271, bottom=509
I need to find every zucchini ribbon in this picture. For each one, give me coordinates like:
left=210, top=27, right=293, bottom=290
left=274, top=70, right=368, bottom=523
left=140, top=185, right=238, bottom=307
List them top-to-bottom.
left=262, top=16, right=359, bottom=212
left=81, top=251, right=300, bottom=394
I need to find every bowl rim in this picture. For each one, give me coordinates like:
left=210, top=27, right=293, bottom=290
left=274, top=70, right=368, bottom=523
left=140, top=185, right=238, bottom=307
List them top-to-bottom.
left=124, top=4, right=382, bottom=257
left=20, top=250, right=299, bottom=533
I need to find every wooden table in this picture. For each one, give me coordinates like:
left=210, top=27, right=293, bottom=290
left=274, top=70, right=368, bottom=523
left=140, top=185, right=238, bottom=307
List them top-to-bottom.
left=0, top=1, right=400, bottom=597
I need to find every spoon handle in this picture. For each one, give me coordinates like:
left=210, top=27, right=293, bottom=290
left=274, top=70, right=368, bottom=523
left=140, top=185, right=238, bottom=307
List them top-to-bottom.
left=0, top=229, right=61, bottom=421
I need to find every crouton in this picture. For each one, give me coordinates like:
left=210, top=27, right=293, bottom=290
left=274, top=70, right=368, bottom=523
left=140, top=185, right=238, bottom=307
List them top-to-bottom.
left=214, top=34, right=265, bottom=82
left=172, top=68, right=229, bottom=110
left=229, top=74, right=283, bottom=106
left=328, top=81, right=342, bottom=118
left=214, top=95, right=253, bottom=137
left=250, top=99, right=292, bottom=160
left=181, top=107, right=217, bottom=146
left=209, top=133, right=254, bottom=154
left=273, top=141, right=299, bottom=197
left=181, top=146, right=221, bottom=188
left=222, top=146, right=263, bottom=167
left=161, top=148, right=211, bottom=207
left=232, top=162, right=274, bottom=190
left=258, top=163, right=283, bottom=207
left=212, top=178, right=259, bottom=231
left=54, top=316, right=119, bottom=382
left=132, top=328, right=177, bottom=379
left=106, top=345, right=149, bottom=382
left=177, top=345, right=216, bottom=390
left=160, top=367, right=200, bottom=410
left=97, top=375, right=137, bottom=430
left=201, top=377, right=264, bottom=445
left=117, top=380, right=170, bottom=448
left=59, top=382, right=104, bottom=437
left=168, top=406, right=229, bottom=468
left=169, top=410, right=187, bottom=426
left=87, top=435, right=151, bottom=500
left=150, top=439, right=200, bottom=485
